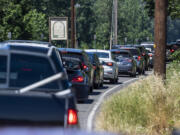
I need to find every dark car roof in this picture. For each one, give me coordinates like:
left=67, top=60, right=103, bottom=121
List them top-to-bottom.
left=3, top=40, right=53, bottom=47
left=0, top=42, right=51, bottom=54
left=59, top=48, right=83, bottom=54
left=111, top=49, right=130, bottom=53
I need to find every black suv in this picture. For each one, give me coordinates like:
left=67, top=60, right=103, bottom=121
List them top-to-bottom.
left=0, top=41, right=79, bottom=127
left=59, top=48, right=95, bottom=92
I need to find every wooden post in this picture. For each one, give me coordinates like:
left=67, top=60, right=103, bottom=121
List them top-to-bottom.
left=71, top=0, right=75, bottom=48
left=154, top=0, right=168, bottom=78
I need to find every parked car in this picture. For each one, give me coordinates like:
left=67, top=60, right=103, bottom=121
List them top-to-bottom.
left=0, top=41, right=79, bottom=127
left=120, top=47, right=145, bottom=74
left=59, top=48, right=94, bottom=92
left=85, top=49, right=118, bottom=84
left=111, top=49, right=137, bottom=77
left=85, top=51, right=104, bottom=88
left=62, top=57, right=89, bottom=102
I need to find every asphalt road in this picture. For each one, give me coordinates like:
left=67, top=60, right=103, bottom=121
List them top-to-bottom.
left=77, top=70, right=152, bottom=131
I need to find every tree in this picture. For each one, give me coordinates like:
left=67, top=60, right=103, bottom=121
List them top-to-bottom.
left=143, top=0, right=180, bottom=19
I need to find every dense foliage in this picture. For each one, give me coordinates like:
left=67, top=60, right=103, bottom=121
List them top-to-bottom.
left=0, top=0, right=179, bottom=48
left=143, top=0, right=180, bottom=19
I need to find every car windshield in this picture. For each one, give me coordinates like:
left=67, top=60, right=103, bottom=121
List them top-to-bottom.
left=95, top=52, right=109, bottom=58
left=9, top=54, right=59, bottom=89
left=0, top=56, right=7, bottom=84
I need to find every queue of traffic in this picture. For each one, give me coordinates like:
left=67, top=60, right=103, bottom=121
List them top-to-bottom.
left=0, top=40, right=154, bottom=128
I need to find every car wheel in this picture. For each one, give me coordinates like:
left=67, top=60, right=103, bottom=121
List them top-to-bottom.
left=142, top=69, right=145, bottom=75
left=110, top=77, right=117, bottom=84
left=100, top=82, right=103, bottom=87
left=90, top=86, right=93, bottom=93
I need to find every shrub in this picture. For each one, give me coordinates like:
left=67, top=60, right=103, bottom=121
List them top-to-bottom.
left=96, top=63, right=180, bottom=135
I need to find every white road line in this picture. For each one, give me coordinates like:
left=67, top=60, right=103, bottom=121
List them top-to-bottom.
left=87, top=78, right=138, bottom=131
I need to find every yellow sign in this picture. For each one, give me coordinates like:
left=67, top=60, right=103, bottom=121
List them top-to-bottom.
left=154, top=44, right=156, bottom=48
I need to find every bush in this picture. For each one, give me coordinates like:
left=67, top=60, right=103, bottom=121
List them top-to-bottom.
left=96, top=63, right=180, bottom=135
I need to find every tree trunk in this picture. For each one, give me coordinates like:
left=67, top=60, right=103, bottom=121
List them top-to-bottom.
left=154, top=0, right=168, bottom=79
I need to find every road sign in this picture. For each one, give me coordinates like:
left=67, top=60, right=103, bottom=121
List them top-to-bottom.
left=49, top=17, right=68, bottom=41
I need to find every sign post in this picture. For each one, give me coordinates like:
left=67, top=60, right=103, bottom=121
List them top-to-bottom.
left=49, top=17, right=68, bottom=47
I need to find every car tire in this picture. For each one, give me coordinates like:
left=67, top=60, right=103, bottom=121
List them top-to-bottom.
left=110, top=78, right=116, bottom=84
left=100, top=82, right=103, bottom=87
left=90, top=86, right=93, bottom=93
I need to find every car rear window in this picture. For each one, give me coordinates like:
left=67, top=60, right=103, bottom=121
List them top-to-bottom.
left=144, top=45, right=154, bottom=52
left=127, top=49, right=140, bottom=55
left=61, top=52, right=83, bottom=61
left=95, top=52, right=109, bottom=58
left=112, top=52, right=129, bottom=58
left=87, top=53, right=94, bottom=63
left=10, top=54, right=59, bottom=89
left=0, top=56, right=7, bottom=83
left=63, top=59, right=80, bottom=70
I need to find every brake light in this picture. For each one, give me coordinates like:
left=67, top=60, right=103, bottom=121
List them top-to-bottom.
left=170, top=49, right=175, bottom=53
left=61, top=51, right=68, bottom=54
left=138, top=56, right=141, bottom=61
left=106, top=62, right=113, bottom=66
left=82, top=63, right=87, bottom=69
left=93, top=66, right=96, bottom=70
left=22, top=68, right=32, bottom=71
left=72, top=76, right=84, bottom=83
left=67, top=109, right=78, bottom=125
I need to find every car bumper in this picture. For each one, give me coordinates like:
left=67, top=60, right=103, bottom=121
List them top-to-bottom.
left=118, top=65, right=133, bottom=74
left=103, top=69, right=115, bottom=79
left=71, top=83, right=89, bottom=101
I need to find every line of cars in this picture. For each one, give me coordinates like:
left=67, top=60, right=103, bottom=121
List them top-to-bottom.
left=0, top=40, right=155, bottom=129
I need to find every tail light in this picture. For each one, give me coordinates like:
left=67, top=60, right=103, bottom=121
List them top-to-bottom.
left=170, top=49, right=175, bottom=53
left=138, top=56, right=141, bottom=61
left=106, top=62, right=113, bottom=66
left=82, top=63, right=87, bottom=69
left=93, top=66, right=96, bottom=70
left=72, top=76, right=84, bottom=83
left=67, top=109, right=78, bottom=125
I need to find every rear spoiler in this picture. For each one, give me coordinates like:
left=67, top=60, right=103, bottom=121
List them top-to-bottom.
left=15, top=72, right=71, bottom=97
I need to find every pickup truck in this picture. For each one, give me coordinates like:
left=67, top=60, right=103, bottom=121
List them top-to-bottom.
left=0, top=41, right=79, bottom=127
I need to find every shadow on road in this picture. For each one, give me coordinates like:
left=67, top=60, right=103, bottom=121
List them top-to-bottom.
left=89, top=91, right=101, bottom=96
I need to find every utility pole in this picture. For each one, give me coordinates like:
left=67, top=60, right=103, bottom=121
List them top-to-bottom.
left=71, top=0, right=75, bottom=48
left=110, top=0, right=118, bottom=49
left=114, top=0, right=118, bottom=45
left=154, top=0, right=168, bottom=78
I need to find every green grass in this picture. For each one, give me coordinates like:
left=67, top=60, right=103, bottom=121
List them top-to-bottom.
left=95, top=63, right=180, bottom=135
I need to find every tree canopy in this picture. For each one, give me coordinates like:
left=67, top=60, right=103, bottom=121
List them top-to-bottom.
left=0, top=0, right=179, bottom=48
